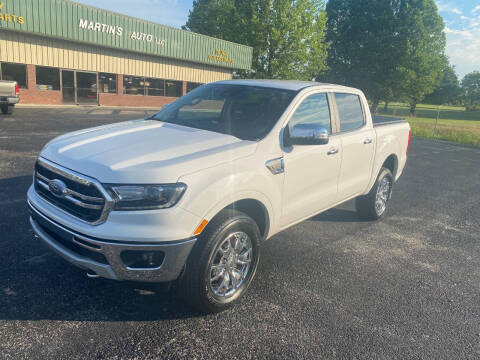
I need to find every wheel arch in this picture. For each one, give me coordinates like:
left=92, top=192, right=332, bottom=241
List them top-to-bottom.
left=363, top=153, right=399, bottom=195
left=382, top=154, right=398, bottom=179
left=202, top=194, right=273, bottom=241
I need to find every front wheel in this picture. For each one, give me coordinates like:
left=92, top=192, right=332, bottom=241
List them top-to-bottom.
left=356, top=167, right=394, bottom=221
left=178, top=209, right=261, bottom=313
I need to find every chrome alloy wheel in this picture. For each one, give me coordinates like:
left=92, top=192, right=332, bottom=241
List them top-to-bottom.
left=375, top=177, right=391, bottom=216
left=208, top=231, right=253, bottom=298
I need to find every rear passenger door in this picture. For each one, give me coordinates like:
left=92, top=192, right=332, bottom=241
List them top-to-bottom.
left=333, top=93, right=375, bottom=200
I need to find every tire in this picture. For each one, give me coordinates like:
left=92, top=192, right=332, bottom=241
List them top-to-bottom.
left=1, top=105, right=13, bottom=115
left=355, top=167, right=394, bottom=221
left=179, top=209, right=261, bottom=313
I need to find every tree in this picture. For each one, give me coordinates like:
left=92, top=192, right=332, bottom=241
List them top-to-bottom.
left=183, top=0, right=329, bottom=80
left=324, top=0, right=446, bottom=114
left=325, top=0, right=404, bottom=113
left=396, top=0, right=446, bottom=114
left=424, top=64, right=462, bottom=105
left=461, top=71, right=480, bottom=109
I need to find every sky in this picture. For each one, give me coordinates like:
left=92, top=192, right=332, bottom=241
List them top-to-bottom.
left=75, top=0, right=480, bottom=80
left=435, top=0, right=480, bottom=79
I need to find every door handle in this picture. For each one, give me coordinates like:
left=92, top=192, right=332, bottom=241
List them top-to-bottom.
left=364, top=138, right=373, bottom=144
left=327, top=148, right=339, bottom=155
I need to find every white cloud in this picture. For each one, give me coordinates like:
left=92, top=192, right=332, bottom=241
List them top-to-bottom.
left=436, top=1, right=462, bottom=15
left=472, top=5, right=480, bottom=14
left=456, top=15, right=480, bottom=27
left=470, top=16, right=480, bottom=27
left=444, top=27, right=480, bottom=79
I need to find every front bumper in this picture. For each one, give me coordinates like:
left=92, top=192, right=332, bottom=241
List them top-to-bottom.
left=0, top=96, right=19, bottom=105
left=28, top=201, right=196, bottom=282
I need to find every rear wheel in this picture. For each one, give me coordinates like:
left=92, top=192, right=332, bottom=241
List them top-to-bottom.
left=1, top=105, right=13, bottom=115
left=356, top=167, right=393, bottom=220
left=179, top=209, right=260, bottom=313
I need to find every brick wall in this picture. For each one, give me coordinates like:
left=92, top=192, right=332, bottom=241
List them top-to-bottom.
left=18, top=64, right=62, bottom=105
left=17, top=65, right=180, bottom=107
left=98, top=74, right=178, bottom=107
left=182, top=81, right=187, bottom=96
left=98, top=93, right=177, bottom=108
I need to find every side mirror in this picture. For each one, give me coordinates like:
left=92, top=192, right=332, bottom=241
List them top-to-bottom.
left=288, top=123, right=329, bottom=145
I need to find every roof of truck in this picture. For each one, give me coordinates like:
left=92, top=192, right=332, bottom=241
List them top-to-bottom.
left=213, top=79, right=358, bottom=92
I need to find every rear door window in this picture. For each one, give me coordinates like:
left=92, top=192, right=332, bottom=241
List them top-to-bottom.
left=335, top=93, right=364, bottom=132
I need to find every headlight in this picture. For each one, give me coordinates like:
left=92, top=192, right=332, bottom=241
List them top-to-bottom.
left=106, top=183, right=187, bottom=210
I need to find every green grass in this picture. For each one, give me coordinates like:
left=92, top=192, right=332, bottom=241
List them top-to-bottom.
left=378, top=102, right=480, bottom=121
left=376, top=103, right=480, bottom=146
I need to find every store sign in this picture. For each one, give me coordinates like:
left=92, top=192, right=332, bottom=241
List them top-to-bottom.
left=0, top=2, right=24, bottom=24
left=79, top=19, right=166, bottom=46
left=79, top=19, right=123, bottom=36
left=130, top=32, right=166, bottom=45
left=208, top=50, right=234, bottom=64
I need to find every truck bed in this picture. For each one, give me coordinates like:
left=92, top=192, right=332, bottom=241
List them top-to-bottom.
left=372, top=115, right=407, bottom=127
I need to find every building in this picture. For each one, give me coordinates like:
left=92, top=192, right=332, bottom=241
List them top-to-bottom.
left=0, top=0, right=252, bottom=107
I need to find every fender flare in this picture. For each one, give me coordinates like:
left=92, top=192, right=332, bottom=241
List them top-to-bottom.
left=201, top=190, right=275, bottom=239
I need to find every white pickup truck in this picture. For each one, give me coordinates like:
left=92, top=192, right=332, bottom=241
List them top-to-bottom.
left=0, top=80, right=20, bottom=114
left=28, top=80, right=411, bottom=312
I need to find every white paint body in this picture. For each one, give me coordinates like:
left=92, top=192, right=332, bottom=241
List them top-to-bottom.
left=0, top=80, right=19, bottom=106
left=28, top=80, right=410, bottom=244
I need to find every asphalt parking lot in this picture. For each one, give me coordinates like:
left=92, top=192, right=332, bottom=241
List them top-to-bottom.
left=1, top=107, right=479, bottom=359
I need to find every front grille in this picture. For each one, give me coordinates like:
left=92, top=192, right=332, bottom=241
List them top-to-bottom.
left=34, top=159, right=109, bottom=223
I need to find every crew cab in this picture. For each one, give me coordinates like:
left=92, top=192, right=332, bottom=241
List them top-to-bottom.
left=0, top=80, right=19, bottom=114
left=27, top=80, right=411, bottom=312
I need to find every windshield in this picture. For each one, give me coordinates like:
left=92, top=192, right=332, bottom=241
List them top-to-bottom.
left=149, top=84, right=296, bottom=141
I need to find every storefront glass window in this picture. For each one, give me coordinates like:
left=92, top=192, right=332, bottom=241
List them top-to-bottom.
left=1, top=62, right=27, bottom=88
left=36, top=66, right=60, bottom=90
left=99, top=73, right=117, bottom=93
left=123, top=75, right=144, bottom=95
left=123, top=76, right=183, bottom=97
left=145, top=78, right=165, bottom=96
left=166, top=80, right=182, bottom=97
left=186, top=82, right=202, bottom=93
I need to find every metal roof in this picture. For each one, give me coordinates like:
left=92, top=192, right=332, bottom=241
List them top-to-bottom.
left=0, top=0, right=253, bottom=70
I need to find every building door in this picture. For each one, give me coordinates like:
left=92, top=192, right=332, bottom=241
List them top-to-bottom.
left=61, top=70, right=75, bottom=104
left=76, top=72, right=98, bottom=105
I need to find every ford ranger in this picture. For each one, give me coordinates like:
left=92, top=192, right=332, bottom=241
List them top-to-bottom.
left=0, top=80, right=19, bottom=114
left=27, top=80, right=411, bottom=312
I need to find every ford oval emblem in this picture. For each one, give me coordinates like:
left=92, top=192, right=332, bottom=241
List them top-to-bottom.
left=48, top=179, right=68, bottom=198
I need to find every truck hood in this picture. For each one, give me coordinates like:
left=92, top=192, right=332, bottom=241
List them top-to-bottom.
left=40, top=119, right=257, bottom=183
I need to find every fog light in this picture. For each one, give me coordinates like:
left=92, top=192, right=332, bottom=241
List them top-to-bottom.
left=121, top=251, right=164, bottom=269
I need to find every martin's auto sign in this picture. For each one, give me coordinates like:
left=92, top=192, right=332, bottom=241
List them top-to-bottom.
left=0, top=0, right=252, bottom=70
left=77, top=18, right=167, bottom=46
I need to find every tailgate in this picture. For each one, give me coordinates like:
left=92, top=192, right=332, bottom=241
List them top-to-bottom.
left=0, top=81, right=16, bottom=97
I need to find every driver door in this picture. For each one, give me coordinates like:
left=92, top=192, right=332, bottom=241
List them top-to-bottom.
left=280, top=92, right=342, bottom=228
